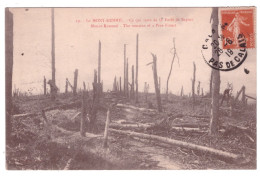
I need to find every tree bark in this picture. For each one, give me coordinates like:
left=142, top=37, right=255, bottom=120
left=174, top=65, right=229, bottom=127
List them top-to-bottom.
left=209, top=7, right=221, bottom=135
left=135, top=34, right=139, bottom=103
left=151, top=53, right=162, bottom=112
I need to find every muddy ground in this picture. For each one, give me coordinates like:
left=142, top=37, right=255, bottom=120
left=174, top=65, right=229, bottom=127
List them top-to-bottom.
left=6, top=92, right=256, bottom=170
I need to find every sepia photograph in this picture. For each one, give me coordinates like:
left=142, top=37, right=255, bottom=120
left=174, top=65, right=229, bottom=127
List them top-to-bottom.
left=5, top=7, right=256, bottom=170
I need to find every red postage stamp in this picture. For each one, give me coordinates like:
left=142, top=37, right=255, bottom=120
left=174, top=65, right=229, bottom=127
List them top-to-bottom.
left=221, top=8, right=255, bottom=49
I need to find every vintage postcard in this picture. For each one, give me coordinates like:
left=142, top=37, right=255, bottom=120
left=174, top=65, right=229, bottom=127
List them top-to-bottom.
left=5, top=7, right=256, bottom=170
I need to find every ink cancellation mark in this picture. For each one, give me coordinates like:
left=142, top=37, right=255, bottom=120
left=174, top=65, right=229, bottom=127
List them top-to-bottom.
left=201, top=8, right=255, bottom=72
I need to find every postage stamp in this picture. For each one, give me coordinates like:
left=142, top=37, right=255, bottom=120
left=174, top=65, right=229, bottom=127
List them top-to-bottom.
left=221, top=8, right=255, bottom=49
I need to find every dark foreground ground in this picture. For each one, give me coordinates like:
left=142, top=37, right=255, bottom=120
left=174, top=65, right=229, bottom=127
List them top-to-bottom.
left=6, top=92, right=256, bottom=170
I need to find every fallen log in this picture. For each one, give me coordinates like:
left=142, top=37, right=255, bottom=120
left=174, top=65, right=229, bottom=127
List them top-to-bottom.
left=116, top=103, right=155, bottom=112
left=12, top=113, right=37, bottom=118
left=185, top=114, right=210, bottom=118
left=110, top=123, right=151, bottom=129
left=110, top=123, right=207, bottom=133
left=172, top=123, right=208, bottom=128
left=171, top=127, right=208, bottom=133
left=109, top=128, right=248, bottom=164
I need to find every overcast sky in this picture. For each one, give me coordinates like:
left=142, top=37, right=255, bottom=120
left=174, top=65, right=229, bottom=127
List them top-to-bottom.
left=10, top=7, right=256, bottom=98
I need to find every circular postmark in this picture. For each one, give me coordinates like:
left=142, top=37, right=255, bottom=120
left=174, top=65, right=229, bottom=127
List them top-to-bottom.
left=201, top=29, right=247, bottom=72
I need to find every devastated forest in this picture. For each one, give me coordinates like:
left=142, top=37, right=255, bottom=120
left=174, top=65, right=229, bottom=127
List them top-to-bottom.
left=5, top=8, right=256, bottom=170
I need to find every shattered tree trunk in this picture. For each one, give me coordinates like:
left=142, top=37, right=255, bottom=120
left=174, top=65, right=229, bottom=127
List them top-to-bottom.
left=209, top=7, right=221, bottom=135
left=6, top=8, right=13, bottom=145
left=51, top=8, right=56, bottom=100
left=135, top=33, right=139, bottom=103
left=166, top=38, right=178, bottom=102
left=98, top=40, right=101, bottom=84
left=124, top=44, right=126, bottom=96
left=151, top=54, right=162, bottom=112
left=126, top=58, right=129, bottom=98
left=192, top=62, right=196, bottom=106
left=131, top=65, right=135, bottom=99
left=73, top=69, right=78, bottom=96
left=44, top=76, right=46, bottom=95
left=113, top=76, right=117, bottom=91
left=119, top=77, right=122, bottom=93
left=65, top=78, right=68, bottom=93
left=83, top=82, right=86, bottom=90
left=80, top=91, right=87, bottom=136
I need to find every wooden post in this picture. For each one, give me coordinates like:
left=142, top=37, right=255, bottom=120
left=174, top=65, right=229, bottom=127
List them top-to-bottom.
left=209, top=7, right=221, bottom=135
left=6, top=8, right=13, bottom=145
left=135, top=33, right=139, bottom=103
left=98, top=40, right=101, bottom=84
left=151, top=53, right=162, bottom=112
left=192, top=62, right=196, bottom=105
left=131, top=65, right=135, bottom=99
left=73, top=69, right=78, bottom=96
left=44, top=76, right=46, bottom=95
left=65, top=78, right=68, bottom=93
left=201, top=88, right=204, bottom=97
left=80, top=91, right=87, bottom=136
left=103, top=107, right=110, bottom=148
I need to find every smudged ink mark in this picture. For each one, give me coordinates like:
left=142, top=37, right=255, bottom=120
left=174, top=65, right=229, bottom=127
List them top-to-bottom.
left=25, top=9, right=29, bottom=11
left=21, top=53, right=24, bottom=56
left=244, top=68, right=250, bottom=74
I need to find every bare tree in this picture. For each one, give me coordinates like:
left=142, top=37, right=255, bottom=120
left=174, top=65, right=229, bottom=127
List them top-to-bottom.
left=209, top=7, right=221, bottom=135
left=166, top=38, right=180, bottom=101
